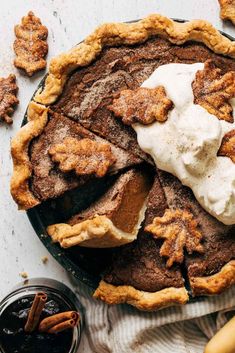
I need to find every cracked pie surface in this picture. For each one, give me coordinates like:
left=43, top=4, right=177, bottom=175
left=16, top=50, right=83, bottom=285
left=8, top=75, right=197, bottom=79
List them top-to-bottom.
left=11, top=15, right=235, bottom=311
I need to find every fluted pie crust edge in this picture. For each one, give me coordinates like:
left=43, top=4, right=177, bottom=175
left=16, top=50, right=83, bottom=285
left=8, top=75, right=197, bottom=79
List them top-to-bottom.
left=34, top=14, right=235, bottom=105
left=11, top=101, right=48, bottom=209
left=189, top=260, right=235, bottom=296
left=93, top=280, right=189, bottom=311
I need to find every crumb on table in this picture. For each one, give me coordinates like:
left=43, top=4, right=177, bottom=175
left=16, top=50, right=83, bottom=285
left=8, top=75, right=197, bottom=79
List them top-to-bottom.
left=41, top=256, right=48, bottom=264
left=20, top=271, right=28, bottom=279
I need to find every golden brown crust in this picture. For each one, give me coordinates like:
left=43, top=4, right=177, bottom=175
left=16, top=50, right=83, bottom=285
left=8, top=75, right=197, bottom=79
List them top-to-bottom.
left=219, top=0, right=235, bottom=25
left=34, top=14, right=235, bottom=105
left=10, top=102, right=48, bottom=209
left=47, top=210, right=146, bottom=248
left=189, top=260, right=235, bottom=296
left=93, top=280, right=189, bottom=311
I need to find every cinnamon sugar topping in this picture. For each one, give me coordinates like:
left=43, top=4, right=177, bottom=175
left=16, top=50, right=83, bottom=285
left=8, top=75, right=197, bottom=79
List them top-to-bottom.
left=14, top=11, right=48, bottom=76
left=192, top=60, right=235, bottom=123
left=0, top=74, right=19, bottom=124
left=108, top=86, right=173, bottom=125
left=218, top=129, right=235, bottom=163
left=49, top=137, right=116, bottom=177
left=145, top=209, right=204, bottom=268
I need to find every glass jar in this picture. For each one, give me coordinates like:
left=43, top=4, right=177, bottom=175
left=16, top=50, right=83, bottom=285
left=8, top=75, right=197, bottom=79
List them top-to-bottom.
left=0, top=278, right=84, bottom=353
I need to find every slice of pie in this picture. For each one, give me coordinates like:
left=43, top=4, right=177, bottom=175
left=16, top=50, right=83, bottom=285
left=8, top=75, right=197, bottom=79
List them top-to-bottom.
left=10, top=15, right=235, bottom=311
left=11, top=106, right=143, bottom=209
left=47, top=168, right=153, bottom=248
left=94, top=175, right=189, bottom=311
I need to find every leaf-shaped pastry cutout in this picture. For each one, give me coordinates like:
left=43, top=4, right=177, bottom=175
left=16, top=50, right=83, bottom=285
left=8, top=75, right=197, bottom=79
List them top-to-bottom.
left=219, top=0, right=235, bottom=25
left=14, top=11, right=48, bottom=76
left=192, top=60, right=235, bottom=123
left=0, top=74, right=19, bottom=124
left=108, top=86, right=173, bottom=125
left=218, top=129, right=235, bottom=163
left=49, top=137, right=116, bottom=177
left=145, top=209, right=204, bottom=268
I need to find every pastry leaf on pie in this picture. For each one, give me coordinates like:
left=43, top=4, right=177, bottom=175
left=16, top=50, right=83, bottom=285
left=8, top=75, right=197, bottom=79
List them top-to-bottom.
left=13, top=11, right=48, bottom=76
left=192, top=60, right=235, bottom=123
left=0, top=74, right=19, bottom=124
left=108, top=86, right=173, bottom=125
left=218, top=129, right=235, bottom=163
left=49, top=137, right=116, bottom=177
left=145, top=209, right=204, bottom=268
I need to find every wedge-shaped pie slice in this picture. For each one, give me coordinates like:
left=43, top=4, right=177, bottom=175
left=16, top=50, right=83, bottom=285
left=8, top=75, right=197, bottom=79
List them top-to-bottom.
left=11, top=105, right=143, bottom=209
left=47, top=169, right=152, bottom=248
left=157, top=170, right=235, bottom=296
left=94, top=175, right=189, bottom=311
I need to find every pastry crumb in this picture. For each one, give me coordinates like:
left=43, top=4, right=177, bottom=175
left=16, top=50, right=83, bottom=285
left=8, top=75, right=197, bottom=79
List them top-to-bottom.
left=41, top=256, right=48, bottom=264
left=20, top=271, right=28, bottom=279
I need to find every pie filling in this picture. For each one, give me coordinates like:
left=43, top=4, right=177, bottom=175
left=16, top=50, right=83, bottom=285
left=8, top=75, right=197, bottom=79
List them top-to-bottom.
left=12, top=27, right=235, bottom=304
left=30, top=112, right=142, bottom=201
left=47, top=169, right=153, bottom=248
left=103, top=176, right=185, bottom=293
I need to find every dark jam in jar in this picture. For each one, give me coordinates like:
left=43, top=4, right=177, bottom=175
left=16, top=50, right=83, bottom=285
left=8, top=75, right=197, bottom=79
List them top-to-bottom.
left=0, top=294, right=73, bottom=353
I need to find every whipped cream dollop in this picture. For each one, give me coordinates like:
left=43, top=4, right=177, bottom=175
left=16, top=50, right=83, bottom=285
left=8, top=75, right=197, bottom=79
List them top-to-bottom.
left=133, top=63, right=235, bottom=225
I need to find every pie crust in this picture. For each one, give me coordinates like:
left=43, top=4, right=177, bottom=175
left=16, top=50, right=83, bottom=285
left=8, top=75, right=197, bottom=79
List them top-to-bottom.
left=34, top=14, right=235, bottom=105
left=11, top=102, right=48, bottom=209
left=47, top=212, right=146, bottom=248
left=189, top=260, right=235, bottom=295
left=93, top=280, right=189, bottom=311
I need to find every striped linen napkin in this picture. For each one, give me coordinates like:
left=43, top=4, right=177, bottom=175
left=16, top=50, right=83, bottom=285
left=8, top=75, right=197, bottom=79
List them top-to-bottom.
left=71, top=275, right=235, bottom=353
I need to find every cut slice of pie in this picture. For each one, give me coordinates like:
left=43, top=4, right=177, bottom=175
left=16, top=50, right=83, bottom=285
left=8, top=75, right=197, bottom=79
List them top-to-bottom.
left=11, top=106, right=143, bottom=209
left=47, top=168, right=152, bottom=248
left=157, top=170, right=235, bottom=296
left=94, top=175, right=189, bottom=311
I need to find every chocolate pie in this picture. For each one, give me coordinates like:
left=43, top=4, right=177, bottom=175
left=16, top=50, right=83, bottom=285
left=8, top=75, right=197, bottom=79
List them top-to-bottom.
left=11, top=15, right=235, bottom=311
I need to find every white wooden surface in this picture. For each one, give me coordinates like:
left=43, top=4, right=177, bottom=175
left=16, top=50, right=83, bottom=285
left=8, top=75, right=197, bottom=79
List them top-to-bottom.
left=0, top=0, right=234, bottom=351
